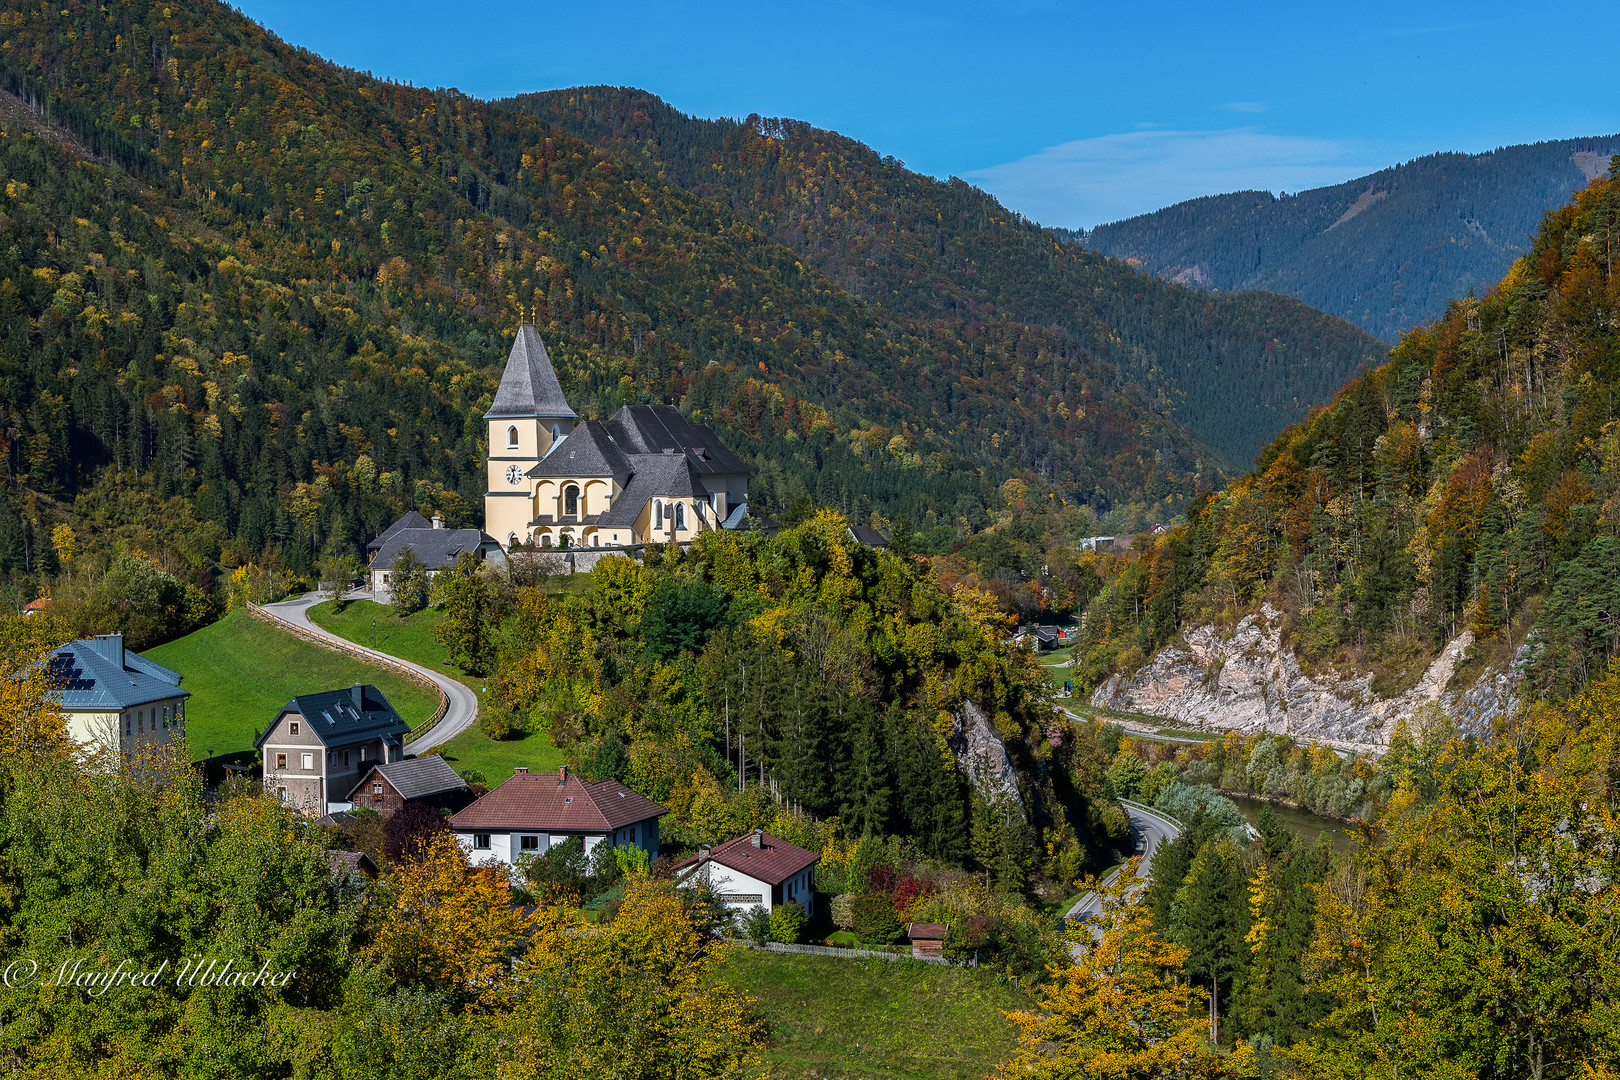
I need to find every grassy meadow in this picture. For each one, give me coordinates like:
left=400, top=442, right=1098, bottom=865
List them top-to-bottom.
left=144, top=609, right=440, bottom=762
left=719, top=949, right=1029, bottom=1079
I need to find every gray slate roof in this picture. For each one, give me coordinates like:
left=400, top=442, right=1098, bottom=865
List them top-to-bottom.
left=485, top=324, right=577, bottom=420
left=607, top=405, right=748, bottom=475
left=526, top=420, right=632, bottom=480
left=595, top=455, right=710, bottom=526
left=721, top=504, right=781, bottom=533
left=367, top=511, right=432, bottom=553
left=849, top=525, right=889, bottom=547
left=370, top=528, right=497, bottom=571
left=46, top=636, right=189, bottom=711
left=256, top=684, right=410, bottom=750
left=348, top=753, right=468, bottom=801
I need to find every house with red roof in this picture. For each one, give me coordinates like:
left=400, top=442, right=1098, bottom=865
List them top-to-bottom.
left=447, top=765, right=666, bottom=866
left=675, top=828, right=819, bottom=917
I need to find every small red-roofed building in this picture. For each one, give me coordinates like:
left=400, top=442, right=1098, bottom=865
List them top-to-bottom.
left=447, top=764, right=666, bottom=867
left=674, top=828, right=819, bottom=917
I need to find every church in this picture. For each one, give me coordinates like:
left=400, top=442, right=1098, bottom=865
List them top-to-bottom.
left=484, top=324, right=754, bottom=550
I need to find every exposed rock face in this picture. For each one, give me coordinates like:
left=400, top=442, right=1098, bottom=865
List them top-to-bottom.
left=1090, top=604, right=1526, bottom=754
left=948, top=700, right=1025, bottom=815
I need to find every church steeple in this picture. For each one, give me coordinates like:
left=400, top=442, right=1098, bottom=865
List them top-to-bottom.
left=485, top=323, right=577, bottom=421
left=484, top=324, right=576, bottom=550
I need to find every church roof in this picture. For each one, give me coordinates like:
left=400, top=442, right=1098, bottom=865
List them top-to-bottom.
left=485, top=325, right=577, bottom=420
left=606, top=406, right=748, bottom=474
left=526, top=421, right=632, bottom=480
left=595, top=455, right=711, bottom=526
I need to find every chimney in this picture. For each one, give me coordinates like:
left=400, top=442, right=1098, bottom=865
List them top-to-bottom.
left=431, top=514, right=444, bottom=529
left=91, top=633, right=125, bottom=669
left=351, top=683, right=364, bottom=710
left=559, top=765, right=568, bottom=784
left=514, top=766, right=529, bottom=775
left=751, top=828, right=764, bottom=849
left=699, top=844, right=711, bottom=860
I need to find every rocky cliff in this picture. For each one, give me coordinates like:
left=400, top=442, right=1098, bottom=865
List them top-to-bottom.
left=1090, top=604, right=1525, bottom=753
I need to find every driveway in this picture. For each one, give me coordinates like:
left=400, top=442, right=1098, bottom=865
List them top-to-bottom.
left=257, top=591, right=480, bottom=753
left=1065, top=800, right=1183, bottom=935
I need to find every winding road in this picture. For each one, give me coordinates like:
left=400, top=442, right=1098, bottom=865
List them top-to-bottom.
left=258, top=591, right=480, bottom=753
left=1065, top=800, right=1183, bottom=935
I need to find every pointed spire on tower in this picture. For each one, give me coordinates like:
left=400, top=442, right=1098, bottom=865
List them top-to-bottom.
left=484, top=325, right=576, bottom=420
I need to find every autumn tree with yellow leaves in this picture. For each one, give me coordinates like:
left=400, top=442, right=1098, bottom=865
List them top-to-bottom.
left=995, top=858, right=1250, bottom=1080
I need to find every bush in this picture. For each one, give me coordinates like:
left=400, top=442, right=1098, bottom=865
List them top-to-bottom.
left=382, top=800, right=448, bottom=863
left=829, top=892, right=856, bottom=930
left=851, top=893, right=901, bottom=946
left=768, top=901, right=806, bottom=944
left=741, top=905, right=772, bottom=946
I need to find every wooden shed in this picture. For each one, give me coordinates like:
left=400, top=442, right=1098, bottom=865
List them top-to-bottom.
left=907, top=922, right=949, bottom=959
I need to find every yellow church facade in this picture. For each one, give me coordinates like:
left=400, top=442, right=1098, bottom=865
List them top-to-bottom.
left=484, top=325, right=753, bottom=550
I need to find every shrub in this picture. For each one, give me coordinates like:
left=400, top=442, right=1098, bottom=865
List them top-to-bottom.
left=382, top=800, right=448, bottom=863
left=829, top=892, right=856, bottom=930
left=851, top=893, right=901, bottom=946
left=768, top=901, right=806, bottom=944
left=741, top=905, right=772, bottom=946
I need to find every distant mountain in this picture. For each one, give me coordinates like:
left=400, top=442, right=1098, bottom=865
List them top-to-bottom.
left=1070, top=138, right=1619, bottom=341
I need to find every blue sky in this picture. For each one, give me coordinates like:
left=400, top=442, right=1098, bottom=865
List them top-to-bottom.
left=235, top=1, right=1620, bottom=229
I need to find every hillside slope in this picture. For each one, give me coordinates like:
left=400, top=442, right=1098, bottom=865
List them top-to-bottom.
left=0, top=0, right=1379, bottom=597
left=501, top=86, right=1385, bottom=468
left=1076, top=137, right=1620, bottom=341
left=1072, top=165, right=1620, bottom=748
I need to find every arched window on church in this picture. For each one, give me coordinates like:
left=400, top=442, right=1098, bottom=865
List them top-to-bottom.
left=551, top=423, right=562, bottom=444
left=506, top=425, right=519, bottom=449
left=564, top=485, right=579, bottom=517
left=653, top=501, right=663, bottom=528
left=674, top=503, right=686, bottom=531
left=508, top=533, right=518, bottom=549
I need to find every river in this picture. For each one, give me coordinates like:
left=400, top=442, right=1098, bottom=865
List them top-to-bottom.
left=1226, top=794, right=1361, bottom=852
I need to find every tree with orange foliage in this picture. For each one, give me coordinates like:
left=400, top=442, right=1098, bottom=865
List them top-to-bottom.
left=367, top=830, right=537, bottom=1009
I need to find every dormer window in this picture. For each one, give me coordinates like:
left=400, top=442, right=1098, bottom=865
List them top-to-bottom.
left=507, top=425, right=519, bottom=450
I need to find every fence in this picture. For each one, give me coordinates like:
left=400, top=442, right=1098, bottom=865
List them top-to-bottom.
left=244, top=603, right=451, bottom=742
left=720, top=938, right=966, bottom=966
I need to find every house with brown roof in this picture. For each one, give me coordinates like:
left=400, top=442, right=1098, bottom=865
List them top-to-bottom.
left=344, top=754, right=472, bottom=817
left=447, top=765, right=666, bottom=867
left=674, top=828, right=819, bottom=917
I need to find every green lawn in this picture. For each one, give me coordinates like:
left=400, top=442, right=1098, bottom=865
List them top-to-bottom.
left=308, top=598, right=563, bottom=786
left=307, top=599, right=459, bottom=677
left=144, top=609, right=441, bottom=762
left=719, top=949, right=1029, bottom=1079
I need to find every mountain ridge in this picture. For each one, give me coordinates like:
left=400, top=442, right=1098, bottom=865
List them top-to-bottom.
left=1070, top=136, right=1620, bottom=341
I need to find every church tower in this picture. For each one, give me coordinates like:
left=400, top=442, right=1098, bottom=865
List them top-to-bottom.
left=484, top=324, right=576, bottom=549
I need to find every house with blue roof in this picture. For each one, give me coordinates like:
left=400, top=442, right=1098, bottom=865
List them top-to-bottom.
left=46, top=634, right=189, bottom=762
left=255, top=684, right=411, bottom=815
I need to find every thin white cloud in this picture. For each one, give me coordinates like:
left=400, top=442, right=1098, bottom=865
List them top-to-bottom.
left=1221, top=102, right=1269, bottom=113
left=966, top=127, right=1386, bottom=229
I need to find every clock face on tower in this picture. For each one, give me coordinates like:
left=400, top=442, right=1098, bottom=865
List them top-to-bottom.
left=505, top=465, right=523, bottom=486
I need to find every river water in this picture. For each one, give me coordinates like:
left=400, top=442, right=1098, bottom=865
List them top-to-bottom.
left=1226, top=794, right=1361, bottom=852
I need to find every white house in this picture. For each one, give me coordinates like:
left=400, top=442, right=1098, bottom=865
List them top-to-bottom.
left=447, top=765, right=666, bottom=866
left=675, top=828, right=819, bottom=917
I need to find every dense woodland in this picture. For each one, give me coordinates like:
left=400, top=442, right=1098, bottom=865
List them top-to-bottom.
left=0, top=0, right=1384, bottom=620
left=1076, top=137, right=1620, bottom=341
left=1050, top=167, right=1620, bottom=704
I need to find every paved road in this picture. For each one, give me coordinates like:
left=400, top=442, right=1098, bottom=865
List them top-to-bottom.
left=259, top=591, right=480, bottom=753
left=1065, top=800, right=1183, bottom=933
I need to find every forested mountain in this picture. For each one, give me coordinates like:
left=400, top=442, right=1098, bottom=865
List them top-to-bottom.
left=0, top=0, right=1379, bottom=606
left=501, top=87, right=1382, bottom=468
left=1074, top=137, right=1620, bottom=341
left=1067, top=165, right=1620, bottom=705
